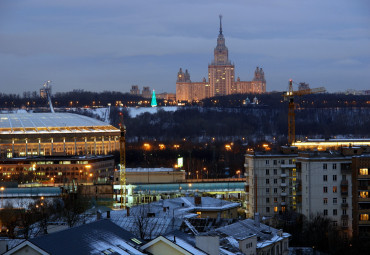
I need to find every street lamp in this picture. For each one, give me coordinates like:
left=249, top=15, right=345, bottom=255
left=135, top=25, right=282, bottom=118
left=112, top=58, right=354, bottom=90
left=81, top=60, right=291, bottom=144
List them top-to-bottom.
left=0, top=186, right=4, bottom=208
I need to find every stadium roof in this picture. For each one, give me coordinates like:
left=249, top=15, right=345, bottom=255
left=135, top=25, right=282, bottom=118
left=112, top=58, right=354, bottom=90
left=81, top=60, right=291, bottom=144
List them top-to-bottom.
left=0, top=113, right=118, bottom=135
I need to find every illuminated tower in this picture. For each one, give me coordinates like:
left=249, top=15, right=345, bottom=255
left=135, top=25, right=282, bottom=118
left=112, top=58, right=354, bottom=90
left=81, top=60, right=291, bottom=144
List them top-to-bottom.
left=208, top=15, right=235, bottom=97
left=151, top=90, right=157, bottom=107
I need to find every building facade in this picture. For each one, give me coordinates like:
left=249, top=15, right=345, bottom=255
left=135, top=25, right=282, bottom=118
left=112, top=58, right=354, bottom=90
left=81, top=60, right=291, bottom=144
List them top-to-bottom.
left=176, top=16, right=266, bottom=102
left=244, top=146, right=299, bottom=218
left=297, top=150, right=353, bottom=238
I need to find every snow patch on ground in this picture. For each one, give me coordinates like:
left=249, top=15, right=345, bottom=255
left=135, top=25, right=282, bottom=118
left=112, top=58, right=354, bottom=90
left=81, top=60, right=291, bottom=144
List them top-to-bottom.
left=127, top=106, right=178, bottom=118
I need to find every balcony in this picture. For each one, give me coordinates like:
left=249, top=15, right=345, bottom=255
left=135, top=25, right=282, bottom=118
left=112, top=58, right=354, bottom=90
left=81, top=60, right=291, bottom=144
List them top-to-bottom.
left=244, top=163, right=248, bottom=168
left=281, top=164, right=296, bottom=168
left=280, top=173, right=287, bottom=178
left=280, top=183, right=287, bottom=187
left=281, top=192, right=287, bottom=196
left=281, top=202, right=286, bottom=206
left=341, top=203, right=348, bottom=208
left=341, top=215, right=349, bottom=220
left=359, top=220, right=370, bottom=226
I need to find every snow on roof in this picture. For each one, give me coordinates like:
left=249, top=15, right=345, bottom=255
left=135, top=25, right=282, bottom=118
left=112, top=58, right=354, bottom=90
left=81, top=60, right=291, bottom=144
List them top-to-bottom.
left=0, top=113, right=118, bottom=134
left=124, top=167, right=175, bottom=173
left=165, top=235, right=207, bottom=255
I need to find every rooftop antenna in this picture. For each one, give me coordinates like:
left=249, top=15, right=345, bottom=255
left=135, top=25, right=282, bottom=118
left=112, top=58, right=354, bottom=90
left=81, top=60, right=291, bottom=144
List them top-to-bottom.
left=219, top=14, right=223, bottom=35
left=44, top=80, right=55, bottom=113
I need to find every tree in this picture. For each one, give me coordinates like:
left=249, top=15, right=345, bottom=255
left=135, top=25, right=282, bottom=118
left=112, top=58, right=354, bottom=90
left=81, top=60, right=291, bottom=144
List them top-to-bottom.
left=62, top=194, right=90, bottom=227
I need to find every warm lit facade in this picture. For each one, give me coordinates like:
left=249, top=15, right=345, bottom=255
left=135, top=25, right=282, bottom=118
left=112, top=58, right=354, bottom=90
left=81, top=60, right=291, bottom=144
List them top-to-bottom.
left=176, top=16, right=266, bottom=102
left=0, top=113, right=120, bottom=158
left=293, top=139, right=370, bottom=151
left=352, top=154, right=370, bottom=239
left=0, top=155, right=115, bottom=184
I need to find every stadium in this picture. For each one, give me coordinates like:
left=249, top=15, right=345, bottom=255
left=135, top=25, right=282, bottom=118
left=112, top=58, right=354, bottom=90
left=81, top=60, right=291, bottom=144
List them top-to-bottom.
left=0, top=112, right=120, bottom=158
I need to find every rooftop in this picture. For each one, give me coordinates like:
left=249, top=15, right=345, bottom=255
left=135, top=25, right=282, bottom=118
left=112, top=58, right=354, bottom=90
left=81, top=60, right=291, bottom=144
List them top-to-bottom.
left=0, top=112, right=118, bottom=134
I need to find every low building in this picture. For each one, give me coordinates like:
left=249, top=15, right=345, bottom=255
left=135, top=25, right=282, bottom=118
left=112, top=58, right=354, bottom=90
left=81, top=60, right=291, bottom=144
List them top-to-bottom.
left=0, top=155, right=114, bottom=185
left=114, top=168, right=185, bottom=184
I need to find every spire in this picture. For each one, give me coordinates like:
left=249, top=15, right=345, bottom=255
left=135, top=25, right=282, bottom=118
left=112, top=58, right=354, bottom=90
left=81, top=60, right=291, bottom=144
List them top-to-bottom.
left=219, top=14, right=223, bottom=35
left=151, top=90, right=157, bottom=107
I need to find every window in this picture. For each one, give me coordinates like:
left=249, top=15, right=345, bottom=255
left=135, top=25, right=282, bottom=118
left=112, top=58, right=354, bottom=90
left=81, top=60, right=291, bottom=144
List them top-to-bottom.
left=289, top=159, right=293, bottom=164
left=266, top=160, right=270, bottom=165
left=273, top=160, right=277, bottom=165
left=281, top=160, right=285, bottom=164
left=323, top=163, right=327, bottom=170
left=333, top=163, right=337, bottom=169
left=359, top=168, right=368, bottom=175
left=266, top=169, right=269, bottom=175
left=274, top=169, right=277, bottom=175
left=282, top=169, right=285, bottom=174
left=342, top=174, right=346, bottom=181
left=323, top=175, right=328, bottom=182
left=333, top=175, right=337, bottom=181
left=282, top=178, right=285, bottom=183
left=266, top=179, right=270, bottom=184
left=274, top=179, right=278, bottom=184
left=323, top=186, right=328, bottom=193
left=333, top=186, right=337, bottom=193
left=266, top=188, right=270, bottom=194
left=274, top=188, right=278, bottom=194
left=360, top=191, right=369, bottom=198
left=274, top=197, right=278, bottom=203
left=266, top=198, right=270, bottom=203
left=323, top=198, right=328, bottom=204
left=333, top=198, right=337, bottom=204
left=342, top=198, right=347, bottom=204
left=274, top=206, right=278, bottom=212
left=266, top=207, right=270, bottom=213
left=324, top=209, right=328, bottom=216
left=333, top=209, right=337, bottom=215
left=342, top=209, right=347, bottom=215
left=360, top=214, right=369, bottom=221
left=342, top=220, right=348, bottom=227
left=333, top=221, right=338, bottom=227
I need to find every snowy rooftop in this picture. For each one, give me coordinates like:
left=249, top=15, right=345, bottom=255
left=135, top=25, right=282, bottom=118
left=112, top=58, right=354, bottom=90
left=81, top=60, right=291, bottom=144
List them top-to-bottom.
left=0, top=113, right=118, bottom=134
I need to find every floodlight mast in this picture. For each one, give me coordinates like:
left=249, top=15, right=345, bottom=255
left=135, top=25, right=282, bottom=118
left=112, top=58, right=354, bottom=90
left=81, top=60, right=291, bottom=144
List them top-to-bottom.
left=119, top=112, right=127, bottom=209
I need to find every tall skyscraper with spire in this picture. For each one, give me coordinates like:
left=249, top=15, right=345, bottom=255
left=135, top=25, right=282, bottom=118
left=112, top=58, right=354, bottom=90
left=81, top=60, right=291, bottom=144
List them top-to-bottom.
left=176, top=16, right=266, bottom=102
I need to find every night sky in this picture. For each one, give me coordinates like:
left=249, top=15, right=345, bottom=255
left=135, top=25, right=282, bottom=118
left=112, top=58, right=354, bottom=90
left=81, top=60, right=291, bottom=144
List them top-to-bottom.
left=0, top=0, right=369, bottom=94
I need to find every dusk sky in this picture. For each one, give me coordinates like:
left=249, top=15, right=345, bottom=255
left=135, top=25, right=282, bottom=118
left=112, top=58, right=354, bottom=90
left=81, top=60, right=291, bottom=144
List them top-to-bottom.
left=0, top=0, right=369, bottom=94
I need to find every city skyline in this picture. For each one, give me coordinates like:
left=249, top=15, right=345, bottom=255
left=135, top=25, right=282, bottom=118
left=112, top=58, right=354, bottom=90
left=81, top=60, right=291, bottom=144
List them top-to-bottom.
left=0, top=0, right=369, bottom=94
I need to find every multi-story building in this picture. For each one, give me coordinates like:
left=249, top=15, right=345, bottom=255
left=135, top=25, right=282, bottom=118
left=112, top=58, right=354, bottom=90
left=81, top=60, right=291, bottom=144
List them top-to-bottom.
left=176, top=16, right=266, bottom=102
left=130, top=85, right=140, bottom=95
left=142, top=87, right=151, bottom=98
left=244, top=146, right=299, bottom=218
left=297, top=149, right=354, bottom=238
left=352, top=153, right=370, bottom=239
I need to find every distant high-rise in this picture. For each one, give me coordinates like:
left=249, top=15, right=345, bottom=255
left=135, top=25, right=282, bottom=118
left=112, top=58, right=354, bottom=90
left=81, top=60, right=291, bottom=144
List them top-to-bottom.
left=176, top=16, right=266, bottom=102
left=130, top=85, right=140, bottom=95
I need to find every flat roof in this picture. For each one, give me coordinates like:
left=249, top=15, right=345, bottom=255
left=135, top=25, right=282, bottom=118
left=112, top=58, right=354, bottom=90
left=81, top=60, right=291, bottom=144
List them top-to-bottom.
left=0, top=113, right=118, bottom=134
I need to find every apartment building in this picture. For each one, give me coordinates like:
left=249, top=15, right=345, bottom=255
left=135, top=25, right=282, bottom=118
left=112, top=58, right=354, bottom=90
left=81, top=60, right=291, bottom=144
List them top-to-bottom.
left=244, top=146, right=300, bottom=218
left=297, top=150, right=353, bottom=238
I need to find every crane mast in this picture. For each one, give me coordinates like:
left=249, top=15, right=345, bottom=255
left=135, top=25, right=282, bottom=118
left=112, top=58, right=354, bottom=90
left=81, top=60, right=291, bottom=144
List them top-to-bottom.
left=284, top=79, right=326, bottom=145
left=119, top=112, right=126, bottom=209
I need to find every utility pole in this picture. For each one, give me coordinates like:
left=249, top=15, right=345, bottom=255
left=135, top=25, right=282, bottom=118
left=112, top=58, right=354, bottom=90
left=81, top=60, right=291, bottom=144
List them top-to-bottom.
left=119, top=112, right=127, bottom=209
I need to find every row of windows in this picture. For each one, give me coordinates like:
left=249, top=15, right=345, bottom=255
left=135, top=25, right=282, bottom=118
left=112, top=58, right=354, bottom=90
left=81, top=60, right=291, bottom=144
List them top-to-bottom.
left=265, top=159, right=294, bottom=165
left=323, top=163, right=337, bottom=170
left=323, top=175, right=337, bottom=181
left=266, top=178, right=287, bottom=184
left=323, top=186, right=337, bottom=193
left=323, top=197, right=347, bottom=204
left=324, top=209, right=347, bottom=216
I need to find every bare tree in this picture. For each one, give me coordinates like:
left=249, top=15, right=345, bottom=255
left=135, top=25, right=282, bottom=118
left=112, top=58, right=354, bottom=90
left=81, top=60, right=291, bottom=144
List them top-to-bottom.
left=132, top=204, right=157, bottom=240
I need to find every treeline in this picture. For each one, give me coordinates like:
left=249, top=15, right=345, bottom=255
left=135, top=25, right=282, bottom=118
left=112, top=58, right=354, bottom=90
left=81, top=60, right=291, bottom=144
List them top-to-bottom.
left=109, top=106, right=370, bottom=144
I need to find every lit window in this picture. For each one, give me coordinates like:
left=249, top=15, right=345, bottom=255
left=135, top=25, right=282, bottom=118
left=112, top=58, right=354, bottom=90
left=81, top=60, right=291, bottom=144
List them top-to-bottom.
left=359, top=168, right=368, bottom=175
left=333, top=186, right=337, bottom=193
left=360, top=191, right=369, bottom=198
left=274, top=206, right=278, bottom=212
left=360, top=214, right=369, bottom=221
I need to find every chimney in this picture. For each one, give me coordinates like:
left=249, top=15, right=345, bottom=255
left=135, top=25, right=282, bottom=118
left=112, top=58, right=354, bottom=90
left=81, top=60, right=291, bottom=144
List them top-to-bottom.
left=194, top=196, right=202, bottom=206
left=126, top=207, right=130, bottom=217
left=107, top=210, right=110, bottom=219
left=254, top=212, right=260, bottom=227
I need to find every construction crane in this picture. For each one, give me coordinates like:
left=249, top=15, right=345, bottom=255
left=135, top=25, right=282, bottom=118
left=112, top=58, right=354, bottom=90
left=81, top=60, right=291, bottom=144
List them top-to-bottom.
left=283, top=79, right=326, bottom=145
left=119, top=112, right=127, bottom=209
